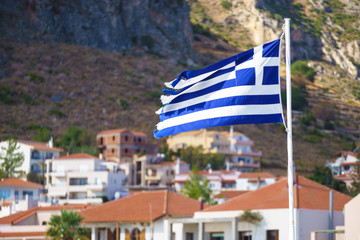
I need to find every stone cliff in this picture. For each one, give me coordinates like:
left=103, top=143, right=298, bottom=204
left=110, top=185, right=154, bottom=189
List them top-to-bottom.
left=0, top=0, right=193, bottom=58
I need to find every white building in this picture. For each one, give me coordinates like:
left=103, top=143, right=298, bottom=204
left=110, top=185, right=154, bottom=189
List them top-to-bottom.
left=167, top=129, right=262, bottom=172
left=0, top=139, right=62, bottom=176
left=326, top=151, right=359, bottom=176
left=46, top=153, right=127, bottom=205
left=143, top=157, right=190, bottom=187
left=175, top=171, right=277, bottom=194
left=169, top=175, right=351, bottom=240
left=0, top=178, right=43, bottom=218
left=81, top=190, right=204, bottom=240
left=344, top=193, right=360, bottom=240
left=0, top=204, right=90, bottom=240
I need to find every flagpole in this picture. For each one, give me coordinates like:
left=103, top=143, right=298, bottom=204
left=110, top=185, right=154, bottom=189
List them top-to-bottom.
left=285, top=18, right=295, bottom=240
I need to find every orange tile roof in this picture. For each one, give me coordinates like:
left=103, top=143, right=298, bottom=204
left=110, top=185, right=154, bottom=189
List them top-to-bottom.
left=97, top=128, right=147, bottom=137
left=17, top=140, right=63, bottom=152
left=334, top=151, right=358, bottom=158
left=56, top=153, right=100, bottom=160
left=340, top=162, right=359, bottom=166
left=238, top=172, right=276, bottom=179
left=204, top=176, right=351, bottom=212
left=0, top=178, right=43, bottom=188
left=81, top=190, right=203, bottom=223
left=214, top=191, right=250, bottom=199
left=1, top=202, right=12, bottom=207
left=0, top=204, right=90, bottom=224
left=0, top=232, right=45, bottom=237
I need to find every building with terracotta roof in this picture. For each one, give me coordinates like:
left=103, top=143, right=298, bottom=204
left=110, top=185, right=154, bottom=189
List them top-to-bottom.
left=96, top=128, right=158, bottom=185
left=167, top=129, right=262, bottom=172
left=0, top=139, right=62, bottom=178
left=326, top=151, right=359, bottom=176
left=46, top=153, right=127, bottom=205
left=143, top=158, right=190, bottom=187
left=175, top=170, right=277, bottom=194
left=168, top=175, right=352, bottom=240
left=0, top=178, right=44, bottom=218
left=81, top=190, right=205, bottom=240
left=0, top=204, right=89, bottom=240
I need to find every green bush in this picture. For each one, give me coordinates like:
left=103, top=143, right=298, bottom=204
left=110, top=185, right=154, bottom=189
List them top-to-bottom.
left=220, top=1, right=232, bottom=10
left=191, top=23, right=213, bottom=38
left=140, top=35, right=155, bottom=49
left=291, top=61, right=316, bottom=81
left=25, top=71, right=44, bottom=83
left=0, top=84, right=15, bottom=104
left=281, top=87, right=308, bottom=111
left=119, top=98, right=128, bottom=110
left=48, top=109, right=66, bottom=119
left=300, top=110, right=316, bottom=126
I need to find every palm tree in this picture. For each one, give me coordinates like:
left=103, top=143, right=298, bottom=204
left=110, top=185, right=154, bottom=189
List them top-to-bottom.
left=46, top=210, right=89, bottom=240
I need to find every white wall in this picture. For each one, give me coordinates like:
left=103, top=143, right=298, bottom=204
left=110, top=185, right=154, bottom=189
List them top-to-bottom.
left=345, top=194, right=360, bottom=240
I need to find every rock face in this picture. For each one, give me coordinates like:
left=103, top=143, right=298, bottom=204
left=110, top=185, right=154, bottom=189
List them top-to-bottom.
left=0, top=0, right=193, bottom=57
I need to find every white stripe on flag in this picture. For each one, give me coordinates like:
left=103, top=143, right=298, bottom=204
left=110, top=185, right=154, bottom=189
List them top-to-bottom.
left=164, top=62, right=236, bottom=90
left=157, top=85, right=280, bottom=114
left=156, top=103, right=283, bottom=130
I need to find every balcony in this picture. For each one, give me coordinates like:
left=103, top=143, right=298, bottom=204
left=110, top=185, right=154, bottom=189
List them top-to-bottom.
left=144, top=175, right=161, bottom=182
left=57, top=198, right=103, bottom=205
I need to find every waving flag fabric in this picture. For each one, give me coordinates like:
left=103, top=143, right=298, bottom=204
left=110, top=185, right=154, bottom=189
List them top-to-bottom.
left=154, top=39, right=283, bottom=139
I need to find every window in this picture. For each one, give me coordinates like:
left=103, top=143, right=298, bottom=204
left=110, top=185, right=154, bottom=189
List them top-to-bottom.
left=125, top=135, right=128, bottom=141
left=113, top=136, right=115, bottom=141
left=100, top=137, right=103, bottom=144
left=138, top=138, right=141, bottom=143
left=112, top=148, right=115, bottom=154
left=125, top=148, right=128, bottom=153
left=0, top=190, right=11, bottom=200
left=14, top=191, right=19, bottom=200
left=22, top=191, right=33, bottom=200
left=131, top=228, right=140, bottom=240
left=266, top=230, right=279, bottom=240
left=239, top=231, right=252, bottom=240
left=186, top=233, right=194, bottom=240
left=210, top=233, right=224, bottom=240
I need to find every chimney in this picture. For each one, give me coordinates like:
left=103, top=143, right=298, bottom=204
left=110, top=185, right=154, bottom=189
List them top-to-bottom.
left=48, top=136, right=53, bottom=148
left=176, top=157, right=181, bottom=174
left=256, top=177, right=261, bottom=189
left=199, top=197, right=204, bottom=210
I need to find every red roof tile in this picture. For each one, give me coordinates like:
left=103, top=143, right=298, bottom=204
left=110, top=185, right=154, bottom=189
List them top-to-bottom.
left=97, top=128, right=147, bottom=137
left=17, top=140, right=63, bottom=152
left=334, top=151, right=358, bottom=158
left=56, top=153, right=99, bottom=160
left=238, top=172, right=276, bottom=179
left=204, top=176, right=351, bottom=212
left=0, top=178, right=43, bottom=188
left=81, top=190, right=203, bottom=223
left=214, top=191, right=250, bottom=199
left=0, top=204, right=90, bottom=224
left=0, top=232, right=45, bottom=237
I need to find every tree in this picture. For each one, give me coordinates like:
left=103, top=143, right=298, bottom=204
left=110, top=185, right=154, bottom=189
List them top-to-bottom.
left=60, top=126, right=95, bottom=154
left=32, top=127, right=51, bottom=142
left=0, top=137, right=24, bottom=178
left=179, top=146, right=225, bottom=170
left=348, top=162, right=360, bottom=197
left=308, top=166, right=347, bottom=193
left=180, top=169, right=215, bottom=205
left=46, top=210, right=89, bottom=240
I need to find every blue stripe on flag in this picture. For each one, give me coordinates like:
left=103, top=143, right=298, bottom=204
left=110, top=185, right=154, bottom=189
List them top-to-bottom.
left=170, top=48, right=254, bottom=88
left=160, top=94, right=281, bottom=121
left=154, top=114, right=283, bottom=138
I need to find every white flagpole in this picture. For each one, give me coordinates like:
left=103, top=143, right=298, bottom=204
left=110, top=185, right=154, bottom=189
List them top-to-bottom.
left=285, top=18, right=295, bottom=240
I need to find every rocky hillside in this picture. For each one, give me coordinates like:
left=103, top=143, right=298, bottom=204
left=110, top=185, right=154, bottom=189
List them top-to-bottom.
left=0, top=0, right=360, bottom=175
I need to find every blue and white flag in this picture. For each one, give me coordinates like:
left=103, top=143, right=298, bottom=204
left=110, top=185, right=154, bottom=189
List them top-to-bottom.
left=154, top=39, right=283, bottom=139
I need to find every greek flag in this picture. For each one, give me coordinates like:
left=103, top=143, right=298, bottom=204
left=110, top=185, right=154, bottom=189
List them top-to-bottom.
left=154, top=39, right=283, bottom=139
